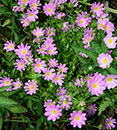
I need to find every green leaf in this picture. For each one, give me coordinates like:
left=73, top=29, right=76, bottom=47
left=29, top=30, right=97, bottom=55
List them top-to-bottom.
left=1, top=0, right=8, bottom=6
left=2, top=19, right=11, bottom=27
left=90, top=41, right=101, bottom=54
left=101, top=41, right=108, bottom=53
left=111, top=48, right=117, bottom=57
left=108, top=67, right=117, bottom=75
left=0, top=86, right=10, bottom=92
left=1, top=89, right=20, bottom=97
left=0, top=96, right=17, bottom=106
left=7, top=104, right=28, bottom=113
left=0, top=112, right=3, bottom=130
left=36, top=117, right=44, bottom=129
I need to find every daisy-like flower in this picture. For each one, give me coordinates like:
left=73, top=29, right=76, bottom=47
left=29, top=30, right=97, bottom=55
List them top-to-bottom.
left=18, top=0, right=29, bottom=6
left=29, top=0, right=41, bottom=11
left=69, top=0, right=78, bottom=7
left=91, top=2, right=104, bottom=17
left=43, top=3, right=56, bottom=16
left=13, top=6, right=20, bottom=12
left=26, top=9, right=38, bottom=22
left=54, top=12, right=65, bottom=20
left=75, top=12, right=91, bottom=28
left=21, top=17, right=30, bottom=27
left=97, top=18, right=109, bottom=30
left=104, top=21, right=114, bottom=34
left=61, top=22, right=70, bottom=32
left=33, top=27, right=45, bottom=37
left=45, top=27, right=55, bottom=36
left=84, top=28, right=93, bottom=35
left=82, top=34, right=94, bottom=46
left=104, top=35, right=117, bottom=49
left=44, top=36, right=53, bottom=45
left=35, top=37, right=43, bottom=44
left=4, top=40, right=15, bottom=52
left=15, top=43, right=30, bottom=58
left=37, top=45, right=47, bottom=56
left=47, top=46, right=58, bottom=56
left=23, top=53, right=34, bottom=64
left=97, top=53, right=113, bottom=69
left=33, top=58, right=46, bottom=73
left=48, top=58, right=58, bottom=67
left=14, top=59, right=26, bottom=71
left=58, top=63, right=68, bottom=73
left=43, top=68, right=55, bottom=81
left=52, top=72, right=64, bottom=86
left=87, top=73, right=106, bottom=96
left=85, top=74, right=93, bottom=83
left=105, top=75, right=117, bottom=89
left=0, top=76, right=13, bottom=87
left=75, top=78, right=84, bottom=87
left=13, top=80, right=23, bottom=90
left=24, top=80, right=38, bottom=95
left=57, top=87, right=66, bottom=96
left=59, top=95, right=72, bottom=110
left=44, top=99, right=54, bottom=108
left=44, top=104, right=62, bottom=121
left=86, top=104, right=97, bottom=117
left=69, top=110, right=87, bottom=128
left=106, top=117, right=116, bottom=130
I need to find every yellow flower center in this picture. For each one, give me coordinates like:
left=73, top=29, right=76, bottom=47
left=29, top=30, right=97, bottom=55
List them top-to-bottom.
left=23, top=0, right=27, bottom=3
left=32, top=4, right=36, bottom=8
left=21, top=5, right=25, bottom=9
left=95, top=7, right=99, bottom=11
left=47, top=8, right=51, bottom=12
left=30, top=13, right=34, bottom=17
left=58, top=15, right=61, bottom=19
left=25, top=19, right=29, bottom=23
left=80, top=20, right=84, bottom=24
left=100, top=23, right=104, bottom=28
left=105, top=26, right=109, bottom=30
left=37, top=33, right=40, bottom=37
left=87, top=38, right=91, bottom=42
left=37, top=39, right=40, bottom=42
left=108, top=39, right=113, bottom=44
left=9, top=44, right=13, bottom=49
left=40, top=48, right=44, bottom=52
left=22, top=50, right=26, bottom=55
left=49, top=50, right=52, bottom=54
left=26, top=57, right=30, bottom=61
left=103, top=59, right=108, bottom=64
left=51, top=62, right=55, bottom=66
left=19, top=63, right=23, bottom=66
left=36, top=64, right=41, bottom=68
left=60, top=68, right=63, bottom=72
left=47, top=72, right=51, bottom=76
left=56, top=77, right=59, bottom=81
left=87, top=77, right=91, bottom=81
left=107, top=77, right=112, bottom=82
left=5, top=80, right=10, bottom=85
left=17, top=83, right=20, bottom=87
left=92, top=83, right=98, bottom=89
left=30, top=85, right=35, bottom=90
left=60, top=90, right=62, bottom=93
left=64, top=101, right=68, bottom=105
left=48, top=103, right=52, bottom=106
left=89, top=106, right=93, bottom=110
left=52, top=110, right=57, bottom=115
left=75, top=116, right=80, bottom=121
left=108, top=121, right=111, bottom=125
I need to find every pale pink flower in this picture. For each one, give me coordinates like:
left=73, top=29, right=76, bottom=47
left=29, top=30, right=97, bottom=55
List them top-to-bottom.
left=54, top=12, right=65, bottom=19
left=21, top=17, right=30, bottom=27
left=104, top=21, right=114, bottom=34
left=33, top=27, right=45, bottom=37
left=45, top=27, right=55, bottom=36
left=4, top=40, right=15, bottom=52
left=37, top=45, right=47, bottom=56
left=48, top=58, right=58, bottom=67
left=14, top=59, right=26, bottom=71
left=58, top=63, right=68, bottom=73
left=0, top=76, right=13, bottom=87
left=75, top=78, right=84, bottom=87
left=13, top=80, right=23, bottom=90
left=57, top=87, right=66, bottom=96
left=44, top=99, right=54, bottom=108
left=106, top=117, right=116, bottom=130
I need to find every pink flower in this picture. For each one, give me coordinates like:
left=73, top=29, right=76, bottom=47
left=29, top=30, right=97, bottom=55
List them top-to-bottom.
left=18, top=0, right=29, bottom=6
left=29, top=0, right=41, bottom=11
left=69, top=0, right=78, bottom=7
left=91, top=2, right=104, bottom=17
left=43, top=3, right=56, bottom=16
left=13, top=6, right=20, bottom=12
left=26, top=9, right=38, bottom=22
left=54, top=12, right=65, bottom=19
left=75, top=12, right=91, bottom=28
left=21, top=17, right=30, bottom=27
left=97, top=18, right=109, bottom=30
left=104, top=21, right=114, bottom=34
left=61, top=22, right=70, bottom=32
left=33, top=27, right=45, bottom=37
left=45, top=27, right=55, bottom=36
left=82, top=34, right=94, bottom=45
left=104, top=35, right=117, bottom=49
left=4, top=40, right=15, bottom=52
left=15, top=43, right=30, bottom=58
left=37, top=45, right=47, bottom=56
left=47, top=46, right=58, bottom=56
left=79, top=52, right=88, bottom=58
left=23, top=53, right=34, bottom=64
left=97, top=53, right=113, bottom=69
left=33, top=58, right=46, bottom=73
left=48, top=58, right=58, bottom=67
left=14, top=59, right=26, bottom=71
left=58, top=63, right=68, bottom=73
left=43, top=68, right=55, bottom=81
left=52, top=73, right=64, bottom=86
left=87, top=73, right=106, bottom=96
left=85, top=74, right=93, bottom=83
left=105, top=75, right=117, bottom=89
left=0, top=76, right=13, bottom=87
left=75, top=78, right=84, bottom=87
left=13, top=80, right=23, bottom=90
left=24, top=80, right=38, bottom=95
left=57, top=87, right=66, bottom=96
left=59, top=95, right=72, bottom=110
left=44, top=99, right=54, bottom=108
left=44, top=104, right=62, bottom=121
left=86, top=104, right=97, bottom=117
left=69, top=110, right=87, bottom=128
left=106, top=117, right=116, bottom=130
